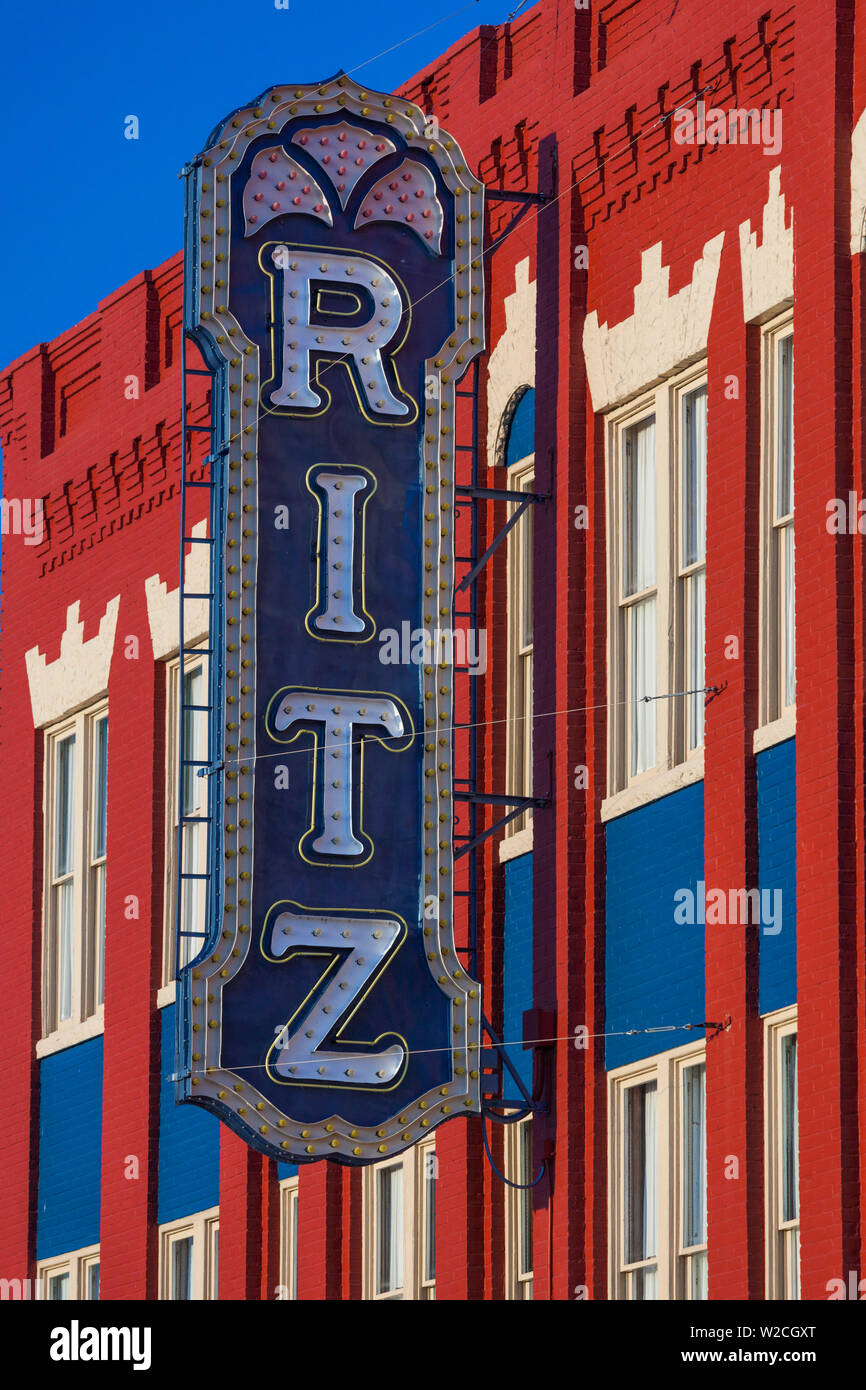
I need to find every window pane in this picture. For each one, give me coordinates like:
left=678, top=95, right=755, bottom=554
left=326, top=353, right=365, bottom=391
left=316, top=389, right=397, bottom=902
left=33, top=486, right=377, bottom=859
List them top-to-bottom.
left=777, top=337, right=794, bottom=518
left=682, top=388, right=707, bottom=568
left=624, top=418, right=656, bottom=595
left=520, top=496, right=533, bottom=650
left=782, top=523, right=795, bottom=708
left=687, top=570, right=706, bottom=750
left=629, top=597, right=657, bottom=775
left=522, top=651, right=533, bottom=799
left=178, top=666, right=207, bottom=969
left=182, top=667, right=206, bottom=816
left=92, top=717, right=108, bottom=859
left=91, top=721, right=108, bottom=1010
left=55, top=736, right=76, bottom=877
left=180, top=822, right=207, bottom=964
left=93, top=862, right=106, bottom=1007
left=56, top=880, right=75, bottom=1023
left=781, top=1034, right=799, bottom=1223
left=682, top=1063, right=707, bottom=1248
left=625, top=1081, right=657, bottom=1264
left=518, top=1122, right=533, bottom=1278
left=423, top=1152, right=436, bottom=1286
left=376, top=1166, right=403, bottom=1295
left=290, top=1192, right=299, bottom=1300
left=211, top=1227, right=219, bottom=1300
left=787, top=1227, right=801, bottom=1300
left=171, top=1235, right=193, bottom=1300
left=688, top=1249, right=708, bottom=1300
left=86, top=1261, right=100, bottom=1301
left=632, top=1265, right=658, bottom=1300
left=47, top=1271, right=70, bottom=1300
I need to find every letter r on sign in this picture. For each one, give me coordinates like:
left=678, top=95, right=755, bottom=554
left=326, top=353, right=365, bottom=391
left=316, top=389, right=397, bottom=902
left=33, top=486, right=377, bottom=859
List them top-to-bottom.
left=269, top=246, right=409, bottom=418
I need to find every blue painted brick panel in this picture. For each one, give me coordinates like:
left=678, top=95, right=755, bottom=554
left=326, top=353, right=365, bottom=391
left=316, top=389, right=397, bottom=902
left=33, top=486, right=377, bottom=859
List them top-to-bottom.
left=757, top=738, right=797, bottom=1015
left=605, top=782, right=705, bottom=1069
left=503, top=851, right=533, bottom=1090
left=158, top=1004, right=220, bottom=1225
left=37, top=1036, right=103, bottom=1259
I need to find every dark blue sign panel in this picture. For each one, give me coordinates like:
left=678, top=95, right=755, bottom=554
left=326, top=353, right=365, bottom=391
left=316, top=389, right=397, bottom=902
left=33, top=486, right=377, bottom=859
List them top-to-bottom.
left=180, top=76, right=484, bottom=1165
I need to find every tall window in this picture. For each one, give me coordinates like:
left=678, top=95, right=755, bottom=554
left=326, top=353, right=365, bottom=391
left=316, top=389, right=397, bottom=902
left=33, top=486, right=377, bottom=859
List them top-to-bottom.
left=762, top=319, right=795, bottom=723
left=776, top=335, right=795, bottom=712
left=607, top=367, right=707, bottom=800
left=680, top=387, right=707, bottom=753
left=623, top=417, right=657, bottom=777
left=506, top=458, right=535, bottom=839
left=164, top=651, right=209, bottom=984
left=43, top=704, right=108, bottom=1037
left=89, top=714, right=108, bottom=1010
left=51, top=732, right=76, bottom=1027
left=766, top=1008, right=799, bottom=1298
left=610, top=1045, right=707, bottom=1299
left=679, top=1060, right=708, bottom=1298
left=623, top=1078, right=658, bottom=1297
left=505, top=1116, right=534, bottom=1298
left=364, top=1140, right=436, bottom=1299
left=420, top=1145, right=437, bottom=1300
left=376, top=1163, right=404, bottom=1298
left=279, top=1177, right=300, bottom=1300
left=158, top=1209, right=219, bottom=1300
left=169, top=1234, right=193, bottom=1301
left=85, top=1257, right=101, bottom=1302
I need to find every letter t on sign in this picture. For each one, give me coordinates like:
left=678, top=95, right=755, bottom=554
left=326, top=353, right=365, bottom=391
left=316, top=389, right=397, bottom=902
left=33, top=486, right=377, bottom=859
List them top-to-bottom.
left=268, top=689, right=411, bottom=857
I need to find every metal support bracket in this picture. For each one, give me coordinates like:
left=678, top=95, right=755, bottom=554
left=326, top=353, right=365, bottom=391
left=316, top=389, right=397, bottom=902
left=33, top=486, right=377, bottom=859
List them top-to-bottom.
left=484, top=186, right=553, bottom=245
left=485, top=189, right=552, bottom=204
left=455, top=490, right=547, bottom=593
left=453, top=790, right=550, bottom=859
left=479, top=1013, right=546, bottom=1118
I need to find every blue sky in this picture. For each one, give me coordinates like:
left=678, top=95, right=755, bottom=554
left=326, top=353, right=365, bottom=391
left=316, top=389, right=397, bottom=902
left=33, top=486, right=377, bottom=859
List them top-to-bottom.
left=0, top=0, right=515, bottom=371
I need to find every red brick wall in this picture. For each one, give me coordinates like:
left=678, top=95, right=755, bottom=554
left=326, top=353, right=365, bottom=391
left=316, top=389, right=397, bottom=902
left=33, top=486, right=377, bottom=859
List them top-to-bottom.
left=2, top=0, right=865, bottom=1302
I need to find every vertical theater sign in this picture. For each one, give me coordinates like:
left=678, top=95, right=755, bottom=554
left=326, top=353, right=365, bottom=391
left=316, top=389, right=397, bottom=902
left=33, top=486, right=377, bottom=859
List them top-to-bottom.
left=178, top=75, right=485, bottom=1164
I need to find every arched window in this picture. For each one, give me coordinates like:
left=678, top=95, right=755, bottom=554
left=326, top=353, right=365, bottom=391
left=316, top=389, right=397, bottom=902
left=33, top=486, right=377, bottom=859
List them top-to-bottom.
left=504, top=387, right=534, bottom=468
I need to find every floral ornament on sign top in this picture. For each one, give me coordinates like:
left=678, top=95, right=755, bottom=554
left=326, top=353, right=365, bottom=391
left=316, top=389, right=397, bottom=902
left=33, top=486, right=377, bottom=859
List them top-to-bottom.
left=291, top=124, right=396, bottom=207
left=243, top=128, right=445, bottom=253
left=243, top=147, right=332, bottom=234
left=355, top=160, right=444, bottom=253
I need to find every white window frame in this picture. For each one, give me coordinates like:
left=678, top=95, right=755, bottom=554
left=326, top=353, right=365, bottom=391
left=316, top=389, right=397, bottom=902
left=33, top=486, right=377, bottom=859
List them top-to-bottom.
left=760, top=314, right=795, bottom=729
left=605, top=365, right=707, bottom=805
left=677, top=383, right=708, bottom=757
left=505, top=455, right=535, bottom=845
left=162, top=647, right=210, bottom=988
left=40, top=700, right=109, bottom=1046
left=764, top=1005, right=799, bottom=1299
left=608, top=1041, right=707, bottom=1300
left=504, top=1115, right=534, bottom=1299
left=362, top=1139, right=436, bottom=1300
left=279, top=1176, right=299, bottom=1300
left=158, top=1206, right=219, bottom=1301
left=38, top=1243, right=101, bottom=1300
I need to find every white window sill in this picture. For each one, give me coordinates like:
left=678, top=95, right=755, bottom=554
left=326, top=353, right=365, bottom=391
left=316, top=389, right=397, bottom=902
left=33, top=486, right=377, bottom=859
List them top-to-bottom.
left=753, top=709, right=795, bottom=754
left=601, top=750, right=705, bottom=823
left=499, top=823, right=533, bottom=863
left=157, top=981, right=177, bottom=1009
left=36, top=1009, right=104, bottom=1059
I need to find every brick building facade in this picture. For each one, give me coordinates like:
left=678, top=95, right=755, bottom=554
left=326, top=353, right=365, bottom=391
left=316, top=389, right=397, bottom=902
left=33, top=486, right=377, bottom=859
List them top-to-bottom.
left=1, top=0, right=865, bottom=1301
